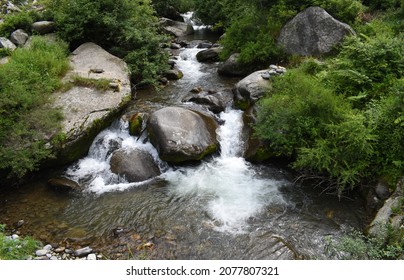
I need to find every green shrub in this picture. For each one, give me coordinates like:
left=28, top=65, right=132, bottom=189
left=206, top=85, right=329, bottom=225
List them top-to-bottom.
left=47, top=0, right=169, bottom=84
left=312, top=0, right=363, bottom=23
left=364, top=0, right=401, bottom=11
left=0, top=10, right=36, bottom=37
left=0, top=36, right=69, bottom=178
left=255, top=70, right=374, bottom=193
left=0, top=225, right=40, bottom=260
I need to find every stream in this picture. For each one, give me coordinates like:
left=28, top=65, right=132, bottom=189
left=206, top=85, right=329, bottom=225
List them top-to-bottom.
left=0, top=13, right=369, bottom=260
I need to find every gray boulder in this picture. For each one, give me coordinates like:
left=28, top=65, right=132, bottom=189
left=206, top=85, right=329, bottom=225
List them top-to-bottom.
left=278, top=6, right=355, bottom=56
left=160, top=18, right=194, bottom=37
left=31, top=21, right=56, bottom=35
left=10, top=29, right=29, bottom=46
left=0, top=37, right=16, bottom=51
left=52, top=43, right=132, bottom=165
left=196, top=48, right=221, bottom=62
left=218, top=53, right=250, bottom=77
left=163, top=68, right=183, bottom=80
left=233, top=70, right=272, bottom=110
left=182, top=90, right=233, bottom=113
left=148, top=107, right=219, bottom=163
left=109, top=149, right=161, bottom=183
left=48, top=177, right=81, bottom=192
left=368, top=177, right=404, bottom=241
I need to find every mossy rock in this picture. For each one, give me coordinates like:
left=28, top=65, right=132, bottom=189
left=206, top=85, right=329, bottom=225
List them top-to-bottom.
left=129, top=113, right=143, bottom=136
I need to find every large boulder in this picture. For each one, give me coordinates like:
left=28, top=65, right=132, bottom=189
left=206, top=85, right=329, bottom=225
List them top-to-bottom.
left=277, top=6, right=355, bottom=56
left=160, top=18, right=194, bottom=37
left=31, top=21, right=56, bottom=35
left=10, top=29, right=29, bottom=46
left=0, top=37, right=16, bottom=51
left=52, top=43, right=132, bottom=165
left=196, top=48, right=221, bottom=62
left=218, top=53, right=250, bottom=77
left=233, top=70, right=272, bottom=110
left=182, top=90, right=233, bottom=114
left=147, top=107, right=219, bottom=163
left=109, top=149, right=161, bottom=183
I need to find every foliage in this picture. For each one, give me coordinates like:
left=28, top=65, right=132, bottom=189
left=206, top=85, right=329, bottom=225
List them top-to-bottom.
left=46, top=0, right=169, bottom=85
left=152, top=0, right=194, bottom=17
left=312, top=0, right=363, bottom=23
left=363, top=0, right=401, bottom=11
left=0, top=9, right=37, bottom=37
left=322, top=34, right=404, bottom=105
left=0, top=36, right=69, bottom=178
left=255, top=69, right=375, bottom=193
left=0, top=225, right=40, bottom=260
left=325, top=227, right=404, bottom=259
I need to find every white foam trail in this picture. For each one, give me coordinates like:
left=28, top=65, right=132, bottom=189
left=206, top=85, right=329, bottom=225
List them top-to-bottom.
left=182, top=11, right=210, bottom=30
left=175, top=47, right=208, bottom=83
left=164, top=110, right=285, bottom=233
left=65, top=120, right=163, bottom=194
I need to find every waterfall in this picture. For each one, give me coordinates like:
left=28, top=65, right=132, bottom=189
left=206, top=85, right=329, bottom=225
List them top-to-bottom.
left=164, top=109, right=285, bottom=233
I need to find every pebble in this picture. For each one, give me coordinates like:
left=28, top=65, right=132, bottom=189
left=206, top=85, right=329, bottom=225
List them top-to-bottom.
left=16, top=220, right=25, bottom=228
left=11, top=234, right=19, bottom=240
left=43, top=244, right=53, bottom=251
left=75, top=246, right=93, bottom=257
left=55, top=247, right=65, bottom=253
left=35, top=249, right=49, bottom=257
left=65, top=249, right=74, bottom=254
left=87, top=254, right=97, bottom=260
left=50, top=256, right=58, bottom=260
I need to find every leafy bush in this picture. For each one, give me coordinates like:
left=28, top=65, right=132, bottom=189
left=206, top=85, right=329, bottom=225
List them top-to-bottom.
left=47, top=0, right=169, bottom=84
left=152, top=0, right=194, bottom=18
left=312, top=0, right=363, bottom=23
left=364, top=0, right=401, bottom=11
left=0, top=10, right=37, bottom=37
left=322, top=34, right=404, bottom=106
left=0, top=36, right=69, bottom=178
left=255, top=70, right=375, bottom=193
left=366, top=80, right=404, bottom=185
left=0, top=225, right=40, bottom=260
left=325, top=227, right=404, bottom=259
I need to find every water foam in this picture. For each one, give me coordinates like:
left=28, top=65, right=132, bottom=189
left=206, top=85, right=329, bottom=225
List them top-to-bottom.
left=164, top=110, right=285, bottom=233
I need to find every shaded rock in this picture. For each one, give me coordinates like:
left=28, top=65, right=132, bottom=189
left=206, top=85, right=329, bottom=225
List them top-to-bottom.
left=278, top=7, right=355, bottom=56
left=160, top=18, right=194, bottom=37
left=31, top=21, right=56, bottom=35
left=10, top=29, right=29, bottom=46
left=0, top=37, right=16, bottom=51
left=197, top=42, right=213, bottom=49
left=52, top=43, right=132, bottom=166
left=170, top=43, right=181, bottom=49
left=196, top=48, right=221, bottom=62
left=218, top=53, right=250, bottom=77
left=163, top=69, right=183, bottom=80
left=233, top=70, right=272, bottom=110
left=182, top=90, right=233, bottom=114
left=148, top=107, right=218, bottom=163
left=242, top=107, right=273, bottom=162
left=128, top=113, right=144, bottom=136
left=109, top=149, right=161, bottom=183
left=48, top=177, right=81, bottom=192
left=368, top=177, right=404, bottom=240
left=375, top=181, right=390, bottom=200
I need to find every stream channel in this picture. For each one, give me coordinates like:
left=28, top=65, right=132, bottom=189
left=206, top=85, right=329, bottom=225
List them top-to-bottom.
left=0, top=13, right=369, bottom=259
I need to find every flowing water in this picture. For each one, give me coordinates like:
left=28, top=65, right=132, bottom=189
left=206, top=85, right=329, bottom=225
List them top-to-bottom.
left=0, top=14, right=369, bottom=259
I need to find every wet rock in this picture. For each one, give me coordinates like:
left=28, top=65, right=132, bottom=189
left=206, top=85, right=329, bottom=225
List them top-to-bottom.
left=278, top=7, right=355, bottom=56
left=160, top=18, right=194, bottom=37
left=31, top=21, right=56, bottom=35
left=10, top=29, right=29, bottom=46
left=0, top=37, right=16, bottom=51
left=197, top=42, right=213, bottom=49
left=170, top=43, right=181, bottom=50
left=196, top=48, right=221, bottom=62
left=218, top=53, right=251, bottom=77
left=163, top=69, right=183, bottom=80
left=159, top=77, right=169, bottom=85
left=190, top=87, right=203, bottom=93
left=182, top=90, right=233, bottom=114
left=148, top=107, right=219, bottom=163
left=128, top=113, right=145, bottom=136
left=109, top=148, right=161, bottom=183
left=47, top=177, right=81, bottom=192
left=75, top=246, right=93, bottom=257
